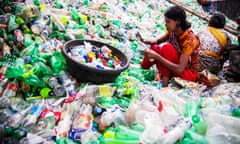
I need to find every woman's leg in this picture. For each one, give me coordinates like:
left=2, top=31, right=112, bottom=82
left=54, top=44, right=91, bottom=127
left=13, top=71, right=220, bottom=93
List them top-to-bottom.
left=141, top=43, right=179, bottom=86
left=141, top=45, right=156, bottom=69
left=178, top=69, right=198, bottom=82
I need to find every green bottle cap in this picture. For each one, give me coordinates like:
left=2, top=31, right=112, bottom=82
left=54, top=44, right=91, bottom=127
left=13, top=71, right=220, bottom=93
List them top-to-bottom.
left=34, top=0, right=40, bottom=6
left=84, top=0, right=89, bottom=6
left=101, top=5, right=109, bottom=11
left=15, top=17, right=25, bottom=25
left=7, top=34, right=14, bottom=41
left=40, top=87, right=53, bottom=98
left=232, top=109, right=240, bottom=117
left=192, top=115, right=200, bottom=123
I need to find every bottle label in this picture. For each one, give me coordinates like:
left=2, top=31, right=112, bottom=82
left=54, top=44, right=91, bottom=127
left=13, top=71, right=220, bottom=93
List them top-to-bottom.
left=31, top=21, right=45, bottom=34
left=14, top=30, right=24, bottom=44
left=0, top=73, right=4, bottom=80
left=6, top=83, right=18, bottom=91
left=29, top=105, right=43, bottom=118
left=73, top=114, right=91, bottom=130
left=69, top=128, right=86, bottom=142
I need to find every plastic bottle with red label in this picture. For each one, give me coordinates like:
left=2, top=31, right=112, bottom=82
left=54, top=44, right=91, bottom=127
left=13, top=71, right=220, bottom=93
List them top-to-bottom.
left=14, top=29, right=24, bottom=45
left=0, top=78, right=9, bottom=97
left=2, top=79, right=18, bottom=97
left=70, top=104, right=93, bottom=142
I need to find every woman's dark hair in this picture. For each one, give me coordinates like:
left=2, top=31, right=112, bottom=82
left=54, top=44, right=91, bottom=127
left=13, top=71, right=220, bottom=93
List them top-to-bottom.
left=164, top=6, right=191, bottom=31
left=208, top=12, right=226, bottom=28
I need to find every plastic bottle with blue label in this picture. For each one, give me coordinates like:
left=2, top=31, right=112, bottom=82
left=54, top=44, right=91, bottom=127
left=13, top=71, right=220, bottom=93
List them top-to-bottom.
left=22, top=100, right=45, bottom=127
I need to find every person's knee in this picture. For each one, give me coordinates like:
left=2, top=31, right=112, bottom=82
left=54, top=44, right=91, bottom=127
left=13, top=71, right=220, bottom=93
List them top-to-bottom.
left=159, top=43, right=179, bottom=61
left=150, top=44, right=161, bottom=51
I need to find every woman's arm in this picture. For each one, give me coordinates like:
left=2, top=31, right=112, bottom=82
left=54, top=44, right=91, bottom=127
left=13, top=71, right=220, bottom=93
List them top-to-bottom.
left=137, top=32, right=169, bottom=45
left=143, top=48, right=190, bottom=75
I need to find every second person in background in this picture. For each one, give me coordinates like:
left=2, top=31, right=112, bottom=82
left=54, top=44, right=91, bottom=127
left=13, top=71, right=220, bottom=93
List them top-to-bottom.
left=197, top=12, right=231, bottom=75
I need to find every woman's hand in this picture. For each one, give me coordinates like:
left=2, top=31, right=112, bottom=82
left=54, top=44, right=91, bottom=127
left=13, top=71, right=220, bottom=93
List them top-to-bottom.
left=136, top=32, right=157, bottom=45
left=136, top=32, right=145, bottom=42
left=144, top=48, right=159, bottom=60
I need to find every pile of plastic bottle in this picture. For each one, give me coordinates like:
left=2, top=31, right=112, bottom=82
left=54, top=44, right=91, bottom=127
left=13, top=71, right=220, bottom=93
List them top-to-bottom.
left=0, top=0, right=240, bottom=144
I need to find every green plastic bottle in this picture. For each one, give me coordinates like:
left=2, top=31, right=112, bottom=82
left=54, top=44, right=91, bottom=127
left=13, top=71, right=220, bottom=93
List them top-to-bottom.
left=33, top=0, right=40, bottom=6
left=70, top=9, right=80, bottom=22
left=8, top=15, right=19, bottom=32
left=96, top=24, right=106, bottom=38
left=0, top=29, right=7, bottom=40
left=24, top=34, right=32, bottom=47
left=20, top=42, right=40, bottom=57
left=50, top=51, right=66, bottom=74
left=5, top=58, right=25, bottom=78
left=33, top=61, right=52, bottom=76
left=23, top=73, right=47, bottom=87
left=184, top=101, right=199, bottom=118
left=232, top=108, right=240, bottom=118
left=192, top=115, right=208, bottom=136
left=114, top=125, right=142, bottom=140
left=5, top=127, right=28, bottom=140
left=181, top=130, right=208, bottom=144
left=56, top=137, right=78, bottom=144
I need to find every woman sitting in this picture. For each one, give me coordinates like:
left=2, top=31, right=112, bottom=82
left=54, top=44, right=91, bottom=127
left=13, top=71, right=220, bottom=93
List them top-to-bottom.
left=138, top=6, right=200, bottom=87
left=197, top=12, right=231, bottom=75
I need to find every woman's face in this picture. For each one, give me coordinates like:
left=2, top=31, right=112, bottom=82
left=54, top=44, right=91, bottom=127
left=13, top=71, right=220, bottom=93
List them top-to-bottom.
left=165, top=17, right=178, bottom=32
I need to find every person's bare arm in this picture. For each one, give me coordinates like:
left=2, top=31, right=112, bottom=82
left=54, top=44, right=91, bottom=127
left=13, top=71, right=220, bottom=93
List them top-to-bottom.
left=137, top=32, right=169, bottom=45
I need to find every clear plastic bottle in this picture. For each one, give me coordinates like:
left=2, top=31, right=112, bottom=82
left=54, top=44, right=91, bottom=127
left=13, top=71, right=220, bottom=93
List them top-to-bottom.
left=59, top=71, right=75, bottom=95
left=47, top=76, right=66, bottom=97
left=0, top=97, right=11, bottom=109
left=125, top=100, right=141, bottom=124
left=72, top=104, right=93, bottom=130
left=8, top=105, right=32, bottom=127
left=100, top=108, right=127, bottom=126
left=56, top=112, right=72, bottom=137
left=139, top=117, right=165, bottom=144
left=162, top=119, right=192, bottom=144
left=20, top=133, right=47, bottom=144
